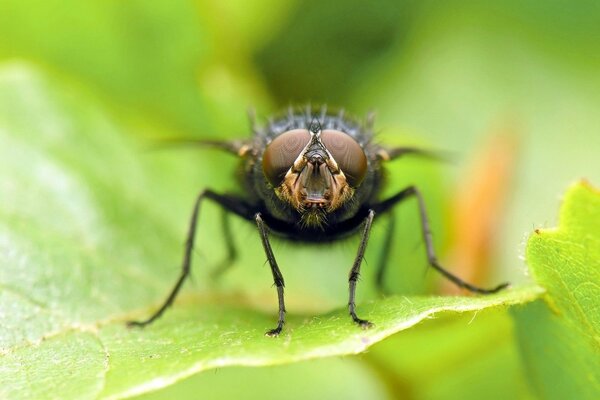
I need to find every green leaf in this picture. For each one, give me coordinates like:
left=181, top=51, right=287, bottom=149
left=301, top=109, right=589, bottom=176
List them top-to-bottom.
left=0, top=0, right=272, bottom=135
left=347, top=3, right=600, bottom=278
left=0, top=64, right=542, bottom=399
left=512, top=182, right=600, bottom=399
left=364, top=310, right=536, bottom=400
left=133, top=358, right=393, bottom=400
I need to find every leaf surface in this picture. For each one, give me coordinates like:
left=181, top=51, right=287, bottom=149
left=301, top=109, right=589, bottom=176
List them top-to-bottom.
left=0, top=64, right=542, bottom=399
left=513, top=182, right=600, bottom=399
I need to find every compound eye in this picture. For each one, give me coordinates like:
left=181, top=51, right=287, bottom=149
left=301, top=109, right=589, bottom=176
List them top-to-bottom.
left=262, top=129, right=311, bottom=187
left=321, top=129, right=367, bottom=187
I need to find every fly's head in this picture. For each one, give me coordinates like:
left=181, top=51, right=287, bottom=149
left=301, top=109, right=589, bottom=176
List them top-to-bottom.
left=261, top=119, right=368, bottom=228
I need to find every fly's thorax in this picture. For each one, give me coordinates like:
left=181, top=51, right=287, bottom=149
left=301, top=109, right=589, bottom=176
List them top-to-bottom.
left=260, top=117, right=370, bottom=228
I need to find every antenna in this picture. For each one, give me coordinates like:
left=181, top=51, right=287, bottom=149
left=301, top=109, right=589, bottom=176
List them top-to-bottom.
left=309, top=117, right=322, bottom=136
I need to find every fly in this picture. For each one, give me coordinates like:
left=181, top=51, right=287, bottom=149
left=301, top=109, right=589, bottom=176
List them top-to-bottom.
left=128, top=105, right=509, bottom=336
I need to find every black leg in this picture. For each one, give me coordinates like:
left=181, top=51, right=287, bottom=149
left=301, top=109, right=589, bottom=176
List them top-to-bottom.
left=153, top=137, right=251, bottom=157
left=377, top=146, right=450, bottom=162
left=372, top=186, right=509, bottom=294
left=128, top=190, right=254, bottom=327
left=210, top=209, right=238, bottom=280
left=348, top=210, right=376, bottom=328
left=375, top=212, right=395, bottom=294
left=255, top=213, right=286, bottom=336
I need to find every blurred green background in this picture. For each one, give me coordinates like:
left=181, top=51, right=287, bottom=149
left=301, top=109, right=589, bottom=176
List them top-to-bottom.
left=0, top=0, right=598, bottom=399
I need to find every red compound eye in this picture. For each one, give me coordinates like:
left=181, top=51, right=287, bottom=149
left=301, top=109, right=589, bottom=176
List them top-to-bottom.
left=262, top=129, right=311, bottom=186
left=320, top=129, right=367, bottom=187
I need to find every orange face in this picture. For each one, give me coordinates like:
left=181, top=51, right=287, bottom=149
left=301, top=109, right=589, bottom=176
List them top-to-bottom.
left=262, top=126, right=367, bottom=226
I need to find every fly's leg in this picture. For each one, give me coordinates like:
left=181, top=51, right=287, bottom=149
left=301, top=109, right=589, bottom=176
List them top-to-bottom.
left=153, top=138, right=251, bottom=156
left=376, top=146, right=450, bottom=162
left=373, top=186, right=509, bottom=294
left=127, top=190, right=254, bottom=327
left=210, top=209, right=238, bottom=281
left=348, top=210, right=376, bottom=328
left=375, top=212, right=395, bottom=294
left=255, top=213, right=286, bottom=337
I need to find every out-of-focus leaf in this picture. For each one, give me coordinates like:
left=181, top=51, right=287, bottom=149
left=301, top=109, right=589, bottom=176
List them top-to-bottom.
left=0, top=0, right=271, bottom=135
left=254, top=0, right=416, bottom=104
left=348, top=1, right=600, bottom=282
left=0, top=64, right=542, bottom=399
left=442, top=132, right=519, bottom=294
left=513, top=182, right=600, bottom=399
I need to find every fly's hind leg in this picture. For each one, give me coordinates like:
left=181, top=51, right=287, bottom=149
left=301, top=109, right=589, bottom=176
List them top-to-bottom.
left=372, top=186, right=509, bottom=294
left=127, top=190, right=254, bottom=327
left=210, top=209, right=238, bottom=281
left=375, top=212, right=395, bottom=294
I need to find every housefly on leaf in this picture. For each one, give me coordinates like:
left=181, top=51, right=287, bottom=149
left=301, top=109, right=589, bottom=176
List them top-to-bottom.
left=128, top=105, right=509, bottom=336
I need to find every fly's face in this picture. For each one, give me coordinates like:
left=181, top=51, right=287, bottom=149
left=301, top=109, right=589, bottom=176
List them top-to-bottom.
left=262, top=121, right=368, bottom=227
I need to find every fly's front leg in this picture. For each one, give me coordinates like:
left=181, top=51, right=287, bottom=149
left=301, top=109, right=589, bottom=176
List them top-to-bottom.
left=372, top=186, right=509, bottom=294
left=127, top=190, right=254, bottom=327
left=348, top=210, right=376, bottom=328
left=255, top=213, right=286, bottom=337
